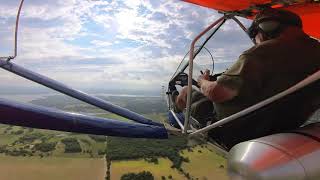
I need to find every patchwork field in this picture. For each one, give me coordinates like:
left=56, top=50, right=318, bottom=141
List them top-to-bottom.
left=0, top=95, right=232, bottom=180
left=0, top=118, right=229, bottom=180
left=109, top=144, right=228, bottom=180
left=0, top=155, right=105, bottom=180
left=111, top=158, right=185, bottom=180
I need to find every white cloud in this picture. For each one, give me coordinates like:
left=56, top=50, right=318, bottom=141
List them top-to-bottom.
left=0, top=0, right=253, bottom=93
left=90, top=40, right=112, bottom=47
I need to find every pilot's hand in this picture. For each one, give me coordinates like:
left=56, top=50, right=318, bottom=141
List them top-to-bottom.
left=197, top=69, right=210, bottom=87
left=176, top=86, right=188, bottom=111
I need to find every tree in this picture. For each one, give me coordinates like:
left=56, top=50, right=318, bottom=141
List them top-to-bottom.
left=61, top=138, right=82, bottom=153
left=34, top=142, right=57, bottom=152
left=121, top=171, right=154, bottom=180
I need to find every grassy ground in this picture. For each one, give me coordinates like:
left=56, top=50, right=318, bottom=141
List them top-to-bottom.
left=0, top=113, right=228, bottom=180
left=0, top=124, right=107, bottom=180
left=0, top=125, right=106, bottom=158
left=0, top=134, right=19, bottom=146
left=110, top=144, right=228, bottom=180
left=180, top=145, right=228, bottom=180
left=0, top=155, right=105, bottom=180
left=111, top=158, right=185, bottom=180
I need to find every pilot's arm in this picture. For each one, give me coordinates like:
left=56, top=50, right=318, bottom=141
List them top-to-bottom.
left=198, top=54, right=262, bottom=103
left=198, top=69, right=237, bottom=103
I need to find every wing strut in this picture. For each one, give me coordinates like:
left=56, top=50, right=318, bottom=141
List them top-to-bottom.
left=0, top=98, right=168, bottom=139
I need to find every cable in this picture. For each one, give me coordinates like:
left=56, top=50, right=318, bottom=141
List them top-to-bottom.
left=7, top=0, right=25, bottom=61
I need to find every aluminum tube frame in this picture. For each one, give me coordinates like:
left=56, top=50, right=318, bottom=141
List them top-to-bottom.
left=11, top=0, right=25, bottom=60
left=183, top=15, right=227, bottom=133
left=231, top=16, right=256, bottom=45
left=231, top=17, right=248, bottom=34
left=169, top=19, right=227, bottom=82
left=0, top=60, right=162, bottom=126
left=190, top=69, right=320, bottom=136
left=166, top=95, right=171, bottom=110
left=0, top=98, right=168, bottom=139
left=170, top=110, right=185, bottom=131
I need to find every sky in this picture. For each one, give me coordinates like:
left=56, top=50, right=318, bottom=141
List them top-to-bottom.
left=0, top=0, right=253, bottom=94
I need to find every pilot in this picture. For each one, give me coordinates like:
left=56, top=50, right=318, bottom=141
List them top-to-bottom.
left=176, top=8, right=320, bottom=149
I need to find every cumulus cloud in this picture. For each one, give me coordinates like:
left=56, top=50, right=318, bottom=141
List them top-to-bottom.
left=0, top=0, right=253, bottom=93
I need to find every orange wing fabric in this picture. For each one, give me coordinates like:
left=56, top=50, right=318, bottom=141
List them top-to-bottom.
left=183, top=0, right=320, bottom=39
left=184, top=0, right=271, bottom=11
left=286, top=4, right=320, bottom=39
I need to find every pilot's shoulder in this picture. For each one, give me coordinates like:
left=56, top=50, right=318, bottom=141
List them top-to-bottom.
left=242, top=39, right=279, bottom=56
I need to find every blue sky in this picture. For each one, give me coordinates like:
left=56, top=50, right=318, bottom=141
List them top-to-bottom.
left=0, top=0, right=253, bottom=93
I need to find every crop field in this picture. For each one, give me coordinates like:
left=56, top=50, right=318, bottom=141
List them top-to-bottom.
left=0, top=95, right=232, bottom=180
left=0, top=123, right=107, bottom=180
left=0, top=125, right=107, bottom=158
left=109, top=144, right=228, bottom=180
left=180, top=145, right=228, bottom=180
left=0, top=155, right=105, bottom=180
left=111, top=158, right=185, bottom=180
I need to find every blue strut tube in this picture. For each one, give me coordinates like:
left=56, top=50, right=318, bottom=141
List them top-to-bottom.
left=0, top=98, right=168, bottom=139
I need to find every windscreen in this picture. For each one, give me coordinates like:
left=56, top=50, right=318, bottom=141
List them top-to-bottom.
left=171, top=17, right=253, bottom=82
left=171, top=47, right=214, bottom=80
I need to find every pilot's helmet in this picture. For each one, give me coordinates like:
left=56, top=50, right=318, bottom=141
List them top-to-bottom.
left=247, top=9, right=302, bottom=39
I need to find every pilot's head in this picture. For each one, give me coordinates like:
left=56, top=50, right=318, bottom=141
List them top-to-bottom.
left=248, top=8, right=302, bottom=43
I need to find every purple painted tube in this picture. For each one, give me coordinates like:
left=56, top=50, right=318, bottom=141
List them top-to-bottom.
left=0, top=98, right=168, bottom=139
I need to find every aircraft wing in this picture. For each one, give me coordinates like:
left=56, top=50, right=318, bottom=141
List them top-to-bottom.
left=183, top=0, right=320, bottom=39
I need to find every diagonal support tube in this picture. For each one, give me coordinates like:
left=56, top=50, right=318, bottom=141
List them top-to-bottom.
left=0, top=59, right=162, bottom=126
left=170, top=110, right=185, bottom=131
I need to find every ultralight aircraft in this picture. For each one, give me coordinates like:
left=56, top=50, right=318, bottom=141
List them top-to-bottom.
left=0, top=0, right=320, bottom=179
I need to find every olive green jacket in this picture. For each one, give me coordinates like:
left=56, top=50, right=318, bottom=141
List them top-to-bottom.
left=215, top=28, right=320, bottom=120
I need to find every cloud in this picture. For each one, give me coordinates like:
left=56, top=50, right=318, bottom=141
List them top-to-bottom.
left=0, top=0, right=254, bottom=94
left=90, top=40, right=113, bottom=47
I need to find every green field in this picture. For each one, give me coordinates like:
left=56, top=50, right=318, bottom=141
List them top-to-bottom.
left=0, top=95, right=232, bottom=180
left=0, top=124, right=107, bottom=180
left=0, top=125, right=106, bottom=158
left=0, top=126, right=229, bottom=180
left=109, top=144, right=228, bottom=180
left=181, top=145, right=228, bottom=180
left=0, top=155, right=105, bottom=180
left=111, top=158, right=186, bottom=180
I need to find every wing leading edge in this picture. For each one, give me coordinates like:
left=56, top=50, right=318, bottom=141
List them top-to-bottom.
left=182, top=0, right=320, bottom=39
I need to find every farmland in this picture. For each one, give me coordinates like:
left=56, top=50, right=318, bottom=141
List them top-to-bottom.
left=0, top=95, right=229, bottom=180
left=0, top=155, right=105, bottom=180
